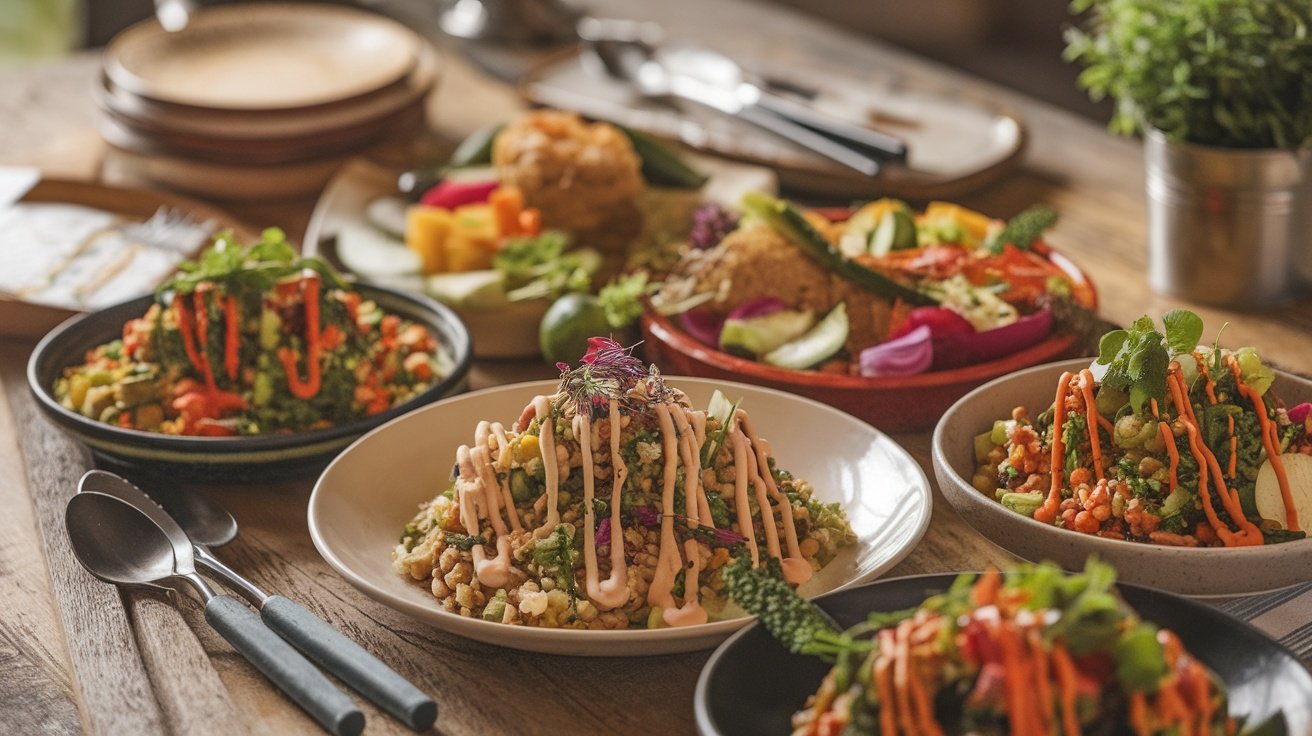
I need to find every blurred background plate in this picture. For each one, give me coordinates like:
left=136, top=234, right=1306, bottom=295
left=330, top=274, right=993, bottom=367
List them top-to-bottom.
left=104, top=3, right=421, bottom=111
left=522, top=49, right=1024, bottom=199
left=303, top=155, right=778, bottom=358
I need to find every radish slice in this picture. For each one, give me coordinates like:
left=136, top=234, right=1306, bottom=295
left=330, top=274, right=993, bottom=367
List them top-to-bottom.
left=419, top=179, right=498, bottom=209
left=728, top=297, right=787, bottom=321
left=888, top=306, right=975, bottom=341
left=679, top=309, right=726, bottom=347
left=930, top=309, right=1054, bottom=370
left=860, top=325, right=933, bottom=377
left=1290, top=403, right=1311, bottom=425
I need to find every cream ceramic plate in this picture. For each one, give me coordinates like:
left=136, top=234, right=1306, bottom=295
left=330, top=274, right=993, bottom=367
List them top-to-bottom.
left=106, top=4, right=420, bottom=110
left=933, top=358, right=1312, bottom=598
left=309, top=377, right=932, bottom=656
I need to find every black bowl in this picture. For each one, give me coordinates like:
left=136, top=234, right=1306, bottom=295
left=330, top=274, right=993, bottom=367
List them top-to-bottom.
left=28, top=283, right=472, bottom=482
left=695, top=574, right=1312, bottom=736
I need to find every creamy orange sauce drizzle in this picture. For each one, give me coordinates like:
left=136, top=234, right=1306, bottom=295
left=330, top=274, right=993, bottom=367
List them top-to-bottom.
left=1225, top=356, right=1301, bottom=532
left=453, top=390, right=801, bottom=627
left=532, top=395, right=562, bottom=538
left=587, top=399, right=629, bottom=610
left=739, top=414, right=811, bottom=584
left=455, top=445, right=519, bottom=588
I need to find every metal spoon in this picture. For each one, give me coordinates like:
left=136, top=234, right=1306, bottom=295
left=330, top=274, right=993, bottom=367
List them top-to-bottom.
left=79, top=471, right=437, bottom=732
left=65, top=491, right=364, bottom=736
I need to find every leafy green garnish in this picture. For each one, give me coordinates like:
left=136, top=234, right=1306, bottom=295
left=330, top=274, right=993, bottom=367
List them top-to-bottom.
left=986, top=205, right=1058, bottom=254
left=158, top=228, right=346, bottom=298
left=494, top=232, right=599, bottom=302
left=598, top=272, right=656, bottom=329
left=1162, top=308, right=1204, bottom=354
left=1096, top=310, right=1202, bottom=413
left=531, top=524, right=580, bottom=597
left=1114, top=623, right=1169, bottom=692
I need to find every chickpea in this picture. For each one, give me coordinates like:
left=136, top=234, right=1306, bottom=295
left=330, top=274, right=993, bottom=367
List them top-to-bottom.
left=1073, top=510, right=1101, bottom=534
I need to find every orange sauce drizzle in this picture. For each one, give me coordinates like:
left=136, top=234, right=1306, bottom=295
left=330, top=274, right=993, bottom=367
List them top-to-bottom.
left=1226, top=355, right=1300, bottom=531
left=1036, top=371, right=1076, bottom=523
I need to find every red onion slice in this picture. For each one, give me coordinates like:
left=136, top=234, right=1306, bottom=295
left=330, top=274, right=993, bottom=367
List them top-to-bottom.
left=727, top=297, right=788, bottom=321
left=678, top=309, right=727, bottom=347
left=859, top=325, right=933, bottom=377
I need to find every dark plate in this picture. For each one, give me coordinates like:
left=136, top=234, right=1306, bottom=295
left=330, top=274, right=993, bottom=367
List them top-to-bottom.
left=28, top=283, right=472, bottom=482
left=695, top=574, right=1312, bottom=736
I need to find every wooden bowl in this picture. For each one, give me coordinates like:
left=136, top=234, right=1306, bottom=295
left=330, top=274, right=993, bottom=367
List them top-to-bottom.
left=640, top=244, right=1097, bottom=432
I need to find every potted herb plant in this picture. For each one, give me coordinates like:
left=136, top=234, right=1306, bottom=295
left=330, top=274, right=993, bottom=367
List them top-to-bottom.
left=1065, top=0, right=1312, bottom=307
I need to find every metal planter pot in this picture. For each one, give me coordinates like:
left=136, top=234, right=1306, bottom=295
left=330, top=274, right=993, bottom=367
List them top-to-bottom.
left=1146, top=128, right=1312, bottom=308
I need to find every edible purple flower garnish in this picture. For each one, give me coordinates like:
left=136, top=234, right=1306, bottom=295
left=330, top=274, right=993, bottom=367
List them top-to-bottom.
left=690, top=202, right=739, bottom=250
left=555, top=337, right=653, bottom=417
left=633, top=506, right=660, bottom=526
left=595, top=517, right=612, bottom=546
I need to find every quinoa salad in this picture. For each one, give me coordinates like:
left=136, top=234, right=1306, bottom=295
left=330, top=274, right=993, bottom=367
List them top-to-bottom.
left=393, top=338, right=856, bottom=630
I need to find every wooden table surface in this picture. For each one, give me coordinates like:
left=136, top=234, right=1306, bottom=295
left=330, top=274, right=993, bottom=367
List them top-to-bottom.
left=3, top=2, right=1311, bottom=734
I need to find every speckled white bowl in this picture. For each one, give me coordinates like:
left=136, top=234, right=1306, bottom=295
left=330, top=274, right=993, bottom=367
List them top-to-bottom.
left=933, top=358, right=1312, bottom=598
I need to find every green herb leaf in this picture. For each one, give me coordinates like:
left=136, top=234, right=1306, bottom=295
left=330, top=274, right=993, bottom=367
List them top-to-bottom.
left=1162, top=308, right=1203, bottom=354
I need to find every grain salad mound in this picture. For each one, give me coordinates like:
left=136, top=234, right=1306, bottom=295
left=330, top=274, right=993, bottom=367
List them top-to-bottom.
left=393, top=338, right=855, bottom=629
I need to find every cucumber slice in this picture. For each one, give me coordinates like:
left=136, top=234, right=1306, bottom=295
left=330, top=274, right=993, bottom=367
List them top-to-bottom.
left=364, top=196, right=408, bottom=239
left=869, top=208, right=917, bottom=256
left=336, top=223, right=421, bottom=277
left=426, top=269, right=508, bottom=310
left=762, top=303, right=848, bottom=370
left=719, top=309, right=815, bottom=357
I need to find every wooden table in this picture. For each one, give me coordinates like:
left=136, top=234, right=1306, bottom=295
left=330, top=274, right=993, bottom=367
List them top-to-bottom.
left=3, top=2, right=1310, bottom=734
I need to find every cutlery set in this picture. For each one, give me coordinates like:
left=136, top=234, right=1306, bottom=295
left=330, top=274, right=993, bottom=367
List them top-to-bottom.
left=577, top=17, right=908, bottom=177
left=66, top=470, right=435, bottom=735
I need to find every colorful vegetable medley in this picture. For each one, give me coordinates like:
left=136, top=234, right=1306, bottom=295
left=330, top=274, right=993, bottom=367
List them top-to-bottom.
left=653, top=193, right=1092, bottom=376
left=54, top=229, right=452, bottom=436
left=974, top=310, right=1311, bottom=547
left=392, top=338, right=855, bottom=629
left=727, top=559, right=1277, bottom=736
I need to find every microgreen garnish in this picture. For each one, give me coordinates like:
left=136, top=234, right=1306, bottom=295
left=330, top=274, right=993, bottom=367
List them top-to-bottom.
left=555, top=337, right=658, bottom=418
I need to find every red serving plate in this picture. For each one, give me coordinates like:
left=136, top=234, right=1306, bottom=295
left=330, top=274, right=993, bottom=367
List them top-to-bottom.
left=641, top=233, right=1098, bottom=432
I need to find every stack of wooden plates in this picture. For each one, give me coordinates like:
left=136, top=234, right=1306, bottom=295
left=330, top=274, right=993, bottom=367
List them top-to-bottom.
left=96, top=4, right=439, bottom=201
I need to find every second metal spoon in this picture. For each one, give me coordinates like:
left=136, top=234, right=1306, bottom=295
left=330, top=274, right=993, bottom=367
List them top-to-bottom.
left=80, top=471, right=437, bottom=732
left=65, top=491, right=364, bottom=736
